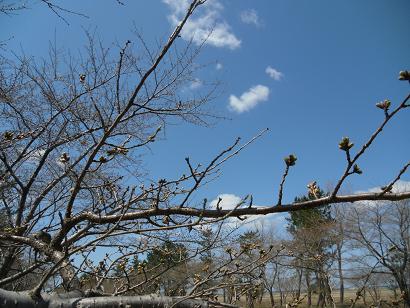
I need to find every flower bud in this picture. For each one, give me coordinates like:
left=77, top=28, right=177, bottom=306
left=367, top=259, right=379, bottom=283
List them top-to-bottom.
left=398, top=70, right=410, bottom=81
left=375, top=99, right=391, bottom=111
left=3, top=131, right=13, bottom=140
left=339, top=137, right=354, bottom=151
left=59, top=152, right=70, bottom=163
left=284, top=154, right=297, bottom=166
left=99, top=156, right=107, bottom=163
left=353, top=164, right=362, bottom=174
left=162, top=215, right=170, bottom=225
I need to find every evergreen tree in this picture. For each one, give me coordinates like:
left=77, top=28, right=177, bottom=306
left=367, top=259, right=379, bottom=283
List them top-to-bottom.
left=287, top=186, right=332, bottom=232
left=145, top=240, right=189, bottom=296
left=146, top=240, right=187, bottom=269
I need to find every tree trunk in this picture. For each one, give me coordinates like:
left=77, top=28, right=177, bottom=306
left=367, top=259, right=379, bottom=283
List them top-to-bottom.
left=336, top=242, right=344, bottom=304
left=0, top=249, right=16, bottom=281
left=296, top=268, right=303, bottom=300
left=305, top=271, right=312, bottom=307
left=316, top=274, right=325, bottom=308
left=324, top=274, right=335, bottom=308
left=395, top=276, right=410, bottom=308
left=246, top=286, right=255, bottom=308
left=259, top=286, right=264, bottom=304
left=269, top=290, right=275, bottom=308
left=279, top=290, right=283, bottom=307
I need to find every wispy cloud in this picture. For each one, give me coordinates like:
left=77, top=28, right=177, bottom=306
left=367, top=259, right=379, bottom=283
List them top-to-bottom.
left=163, top=0, right=241, bottom=50
left=240, top=9, right=260, bottom=26
left=265, top=66, right=283, bottom=81
left=189, top=78, right=202, bottom=89
left=229, top=85, right=270, bottom=113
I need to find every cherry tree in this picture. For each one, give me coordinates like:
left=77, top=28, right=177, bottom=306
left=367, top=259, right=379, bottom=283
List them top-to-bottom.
left=0, top=0, right=409, bottom=307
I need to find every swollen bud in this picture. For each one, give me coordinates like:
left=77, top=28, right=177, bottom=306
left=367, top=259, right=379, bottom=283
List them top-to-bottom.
left=398, top=70, right=410, bottom=81
left=375, top=99, right=391, bottom=111
left=3, top=131, right=13, bottom=140
left=339, top=137, right=354, bottom=151
left=59, top=153, right=70, bottom=163
left=284, top=154, right=297, bottom=167
left=99, top=156, right=108, bottom=163
left=352, top=164, right=362, bottom=174
left=307, top=181, right=320, bottom=199
left=380, top=185, right=393, bottom=193
left=162, top=215, right=170, bottom=225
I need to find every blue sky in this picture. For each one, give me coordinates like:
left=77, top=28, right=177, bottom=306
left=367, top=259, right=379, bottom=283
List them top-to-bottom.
left=1, top=0, right=409, bottom=228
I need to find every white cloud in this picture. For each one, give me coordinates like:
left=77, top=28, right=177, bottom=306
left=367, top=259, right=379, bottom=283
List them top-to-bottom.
left=163, top=0, right=241, bottom=50
left=240, top=9, right=260, bottom=26
left=216, top=62, right=223, bottom=70
left=265, top=66, right=283, bottom=81
left=189, top=78, right=202, bottom=89
left=228, top=85, right=270, bottom=113
left=353, top=180, right=410, bottom=207
left=362, top=180, right=410, bottom=194
left=391, top=180, right=410, bottom=193
left=209, top=193, right=283, bottom=231
left=210, top=193, right=242, bottom=210
left=209, top=194, right=248, bottom=230
left=209, top=194, right=242, bottom=229
left=242, top=213, right=284, bottom=232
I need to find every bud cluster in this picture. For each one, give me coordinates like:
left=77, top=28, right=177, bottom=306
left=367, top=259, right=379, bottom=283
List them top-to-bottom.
left=284, top=154, right=297, bottom=167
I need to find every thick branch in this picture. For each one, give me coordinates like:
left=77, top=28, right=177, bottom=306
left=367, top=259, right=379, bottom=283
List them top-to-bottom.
left=61, top=191, right=410, bottom=226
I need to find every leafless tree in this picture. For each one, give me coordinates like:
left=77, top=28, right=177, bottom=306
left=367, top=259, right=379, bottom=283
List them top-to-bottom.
left=0, top=0, right=409, bottom=307
left=346, top=200, right=410, bottom=308
left=332, top=204, right=347, bottom=305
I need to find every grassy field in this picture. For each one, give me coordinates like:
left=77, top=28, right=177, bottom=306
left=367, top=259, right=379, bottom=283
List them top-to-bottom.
left=236, top=289, right=399, bottom=308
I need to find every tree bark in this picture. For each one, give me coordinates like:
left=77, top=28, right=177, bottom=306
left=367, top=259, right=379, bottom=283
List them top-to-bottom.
left=336, top=242, right=344, bottom=304
left=0, top=249, right=16, bottom=281
left=296, top=268, right=303, bottom=300
left=305, top=271, right=312, bottom=307
left=395, top=276, right=410, bottom=308
left=0, top=289, right=214, bottom=308
left=269, top=290, right=275, bottom=308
